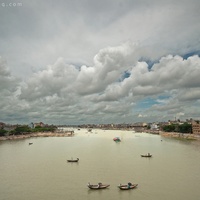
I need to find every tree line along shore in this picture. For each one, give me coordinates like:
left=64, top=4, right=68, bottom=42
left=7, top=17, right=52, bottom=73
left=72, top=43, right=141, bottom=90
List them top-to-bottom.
left=1, top=124, right=200, bottom=141
left=0, top=125, right=74, bottom=141
left=1, top=130, right=200, bottom=141
left=0, top=132, right=74, bottom=141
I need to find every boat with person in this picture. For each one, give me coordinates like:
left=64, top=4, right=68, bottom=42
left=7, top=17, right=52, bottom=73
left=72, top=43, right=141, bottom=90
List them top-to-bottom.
left=113, top=137, right=121, bottom=142
left=141, top=153, right=152, bottom=157
left=67, top=158, right=79, bottom=162
left=87, top=182, right=110, bottom=189
left=118, top=182, right=138, bottom=190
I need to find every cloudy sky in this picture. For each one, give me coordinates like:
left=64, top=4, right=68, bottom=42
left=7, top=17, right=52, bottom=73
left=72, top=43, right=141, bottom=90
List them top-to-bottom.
left=1, top=0, right=200, bottom=125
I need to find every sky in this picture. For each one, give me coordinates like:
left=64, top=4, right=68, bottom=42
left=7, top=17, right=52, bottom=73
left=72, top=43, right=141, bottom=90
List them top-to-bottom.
left=0, top=0, right=200, bottom=125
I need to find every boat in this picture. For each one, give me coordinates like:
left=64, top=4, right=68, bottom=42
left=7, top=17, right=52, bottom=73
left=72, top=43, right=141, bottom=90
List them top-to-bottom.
left=113, top=137, right=121, bottom=142
left=29, top=142, right=33, bottom=145
left=141, top=153, right=152, bottom=157
left=67, top=158, right=79, bottom=162
left=87, top=182, right=110, bottom=189
left=118, top=183, right=138, bottom=190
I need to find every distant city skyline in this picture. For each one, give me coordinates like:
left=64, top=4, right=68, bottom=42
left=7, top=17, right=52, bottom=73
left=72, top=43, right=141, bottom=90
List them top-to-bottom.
left=1, top=0, right=200, bottom=125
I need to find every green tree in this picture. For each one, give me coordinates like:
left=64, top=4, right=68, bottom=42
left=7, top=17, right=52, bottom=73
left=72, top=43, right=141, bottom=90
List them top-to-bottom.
left=162, top=123, right=192, bottom=133
left=178, top=123, right=192, bottom=133
left=163, top=124, right=176, bottom=132
left=13, top=126, right=31, bottom=135
left=32, top=126, right=56, bottom=132
left=0, top=129, right=7, bottom=136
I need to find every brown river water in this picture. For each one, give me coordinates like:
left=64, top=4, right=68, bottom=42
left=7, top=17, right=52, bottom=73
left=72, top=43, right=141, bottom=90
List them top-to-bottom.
left=0, top=129, right=200, bottom=200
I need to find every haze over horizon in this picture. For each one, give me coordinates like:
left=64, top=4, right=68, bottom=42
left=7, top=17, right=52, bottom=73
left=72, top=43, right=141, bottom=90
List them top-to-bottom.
left=1, top=0, right=200, bottom=125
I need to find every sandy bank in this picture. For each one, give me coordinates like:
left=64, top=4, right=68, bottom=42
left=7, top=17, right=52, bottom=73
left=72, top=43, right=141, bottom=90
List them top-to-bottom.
left=159, top=131, right=200, bottom=140
left=0, top=132, right=74, bottom=141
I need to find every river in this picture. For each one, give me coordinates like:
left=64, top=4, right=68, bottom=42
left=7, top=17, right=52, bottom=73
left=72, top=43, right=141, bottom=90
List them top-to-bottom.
left=0, top=129, right=200, bottom=200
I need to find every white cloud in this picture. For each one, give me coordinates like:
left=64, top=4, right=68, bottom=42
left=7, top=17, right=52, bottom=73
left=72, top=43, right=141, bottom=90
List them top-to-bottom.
left=1, top=0, right=200, bottom=124
left=1, top=0, right=200, bottom=79
left=17, top=42, right=200, bottom=124
left=0, top=57, right=19, bottom=93
left=20, top=57, right=79, bottom=101
left=178, top=89, right=200, bottom=101
left=138, top=114, right=147, bottom=118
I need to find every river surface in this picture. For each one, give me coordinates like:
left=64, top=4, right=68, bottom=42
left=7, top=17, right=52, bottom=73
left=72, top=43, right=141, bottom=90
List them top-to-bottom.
left=0, top=129, right=200, bottom=200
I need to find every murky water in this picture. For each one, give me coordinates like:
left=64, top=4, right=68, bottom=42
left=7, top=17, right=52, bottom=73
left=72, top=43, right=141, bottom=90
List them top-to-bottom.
left=0, top=129, right=200, bottom=200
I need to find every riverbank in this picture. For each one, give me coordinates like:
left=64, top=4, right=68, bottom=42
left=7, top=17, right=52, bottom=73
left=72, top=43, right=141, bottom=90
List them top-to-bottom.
left=1, top=130, right=200, bottom=141
left=159, top=131, right=200, bottom=140
left=0, top=132, right=74, bottom=141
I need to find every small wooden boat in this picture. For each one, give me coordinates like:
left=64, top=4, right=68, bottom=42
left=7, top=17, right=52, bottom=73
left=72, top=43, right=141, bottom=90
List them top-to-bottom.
left=29, top=142, right=33, bottom=145
left=141, top=153, right=152, bottom=157
left=67, top=158, right=79, bottom=162
left=87, top=182, right=110, bottom=189
left=118, top=183, right=138, bottom=190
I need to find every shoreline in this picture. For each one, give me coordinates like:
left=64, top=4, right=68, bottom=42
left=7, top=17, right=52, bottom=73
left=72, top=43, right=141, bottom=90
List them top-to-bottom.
left=1, top=130, right=200, bottom=141
left=159, top=131, right=200, bottom=140
left=0, top=132, right=74, bottom=141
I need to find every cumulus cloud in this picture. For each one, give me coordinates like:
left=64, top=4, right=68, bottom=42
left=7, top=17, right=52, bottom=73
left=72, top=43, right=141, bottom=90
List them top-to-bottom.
left=1, top=0, right=200, bottom=124
left=1, top=0, right=200, bottom=79
left=15, top=41, right=200, bottom=124
left=75, top=42, right=142, bottom=95
left=97, top=54, right=200, bottom=102
left=0, top=57, right=19, bottom=93
left=0, top=57, right=26, bottom=123
left=20, top=57, right=79, bottom=101
left=178, top=89, right=200, bottom=101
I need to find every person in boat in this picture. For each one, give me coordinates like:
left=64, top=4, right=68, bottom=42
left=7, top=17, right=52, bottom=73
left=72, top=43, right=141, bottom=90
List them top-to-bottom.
left=98, top=182, right=102, bottom=188
left=128, top=182, right=132, bottom=188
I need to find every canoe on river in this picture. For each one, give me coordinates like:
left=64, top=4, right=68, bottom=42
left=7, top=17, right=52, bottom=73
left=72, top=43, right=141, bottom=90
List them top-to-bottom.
left=141, top=153, right=152, bottom=157
left=67, top=158, right=79, bottom=162
left=87, top=182, right=110, bottom=189
left=118, top=183, right=138, bottom=190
